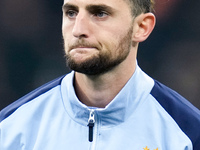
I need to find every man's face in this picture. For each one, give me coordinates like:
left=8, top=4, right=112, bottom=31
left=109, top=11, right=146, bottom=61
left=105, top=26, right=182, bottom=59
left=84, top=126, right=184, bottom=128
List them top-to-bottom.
left=62, top=0, right=135, bottom=75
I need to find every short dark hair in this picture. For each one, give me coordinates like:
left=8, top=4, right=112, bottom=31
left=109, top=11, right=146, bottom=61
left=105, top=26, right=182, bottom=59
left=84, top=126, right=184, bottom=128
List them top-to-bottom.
left=128, top=0, right=155, bottom=16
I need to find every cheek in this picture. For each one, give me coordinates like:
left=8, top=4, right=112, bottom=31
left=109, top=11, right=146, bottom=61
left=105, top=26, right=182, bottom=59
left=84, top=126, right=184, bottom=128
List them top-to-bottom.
left=62, top=20, right=73, bottom=39
left=102, top=28, right=133, bottom=57
left=62, top=29, right=73, bottom=51
left=100, top=39, right=118, bottom=59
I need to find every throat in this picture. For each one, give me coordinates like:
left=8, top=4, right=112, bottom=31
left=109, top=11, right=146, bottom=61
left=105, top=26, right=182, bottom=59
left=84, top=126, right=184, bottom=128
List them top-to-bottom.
left=73, top=60, right=135, bottom=108
left=74, top=73, right=122, bottom=108
left=75, top=86, right=114, bottom=108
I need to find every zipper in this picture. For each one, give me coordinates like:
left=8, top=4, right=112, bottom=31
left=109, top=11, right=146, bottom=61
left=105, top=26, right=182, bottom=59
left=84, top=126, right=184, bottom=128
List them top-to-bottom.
left=87, top=109, right=95, bottom=142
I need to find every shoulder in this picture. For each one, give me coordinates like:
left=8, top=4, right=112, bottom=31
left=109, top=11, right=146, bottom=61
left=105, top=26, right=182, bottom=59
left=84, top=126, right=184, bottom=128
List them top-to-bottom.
left=0, top=75, right=66, bottom=123
left=151, top=80, right=200, bottom=149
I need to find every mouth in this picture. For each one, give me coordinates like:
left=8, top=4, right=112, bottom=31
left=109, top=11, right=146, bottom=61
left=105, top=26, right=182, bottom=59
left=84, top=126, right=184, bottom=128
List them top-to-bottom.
left=67, top=39, right=101, bottom=54
left=69, top=44, right=98, bottom=52
left=68, top=46, right=99, bottom=61
left=70, top=47, right=98, bottom=54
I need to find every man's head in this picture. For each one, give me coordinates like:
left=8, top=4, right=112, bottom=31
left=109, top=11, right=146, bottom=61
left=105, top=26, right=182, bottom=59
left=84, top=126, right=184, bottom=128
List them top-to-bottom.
left=62, top=0, right=155, bottom=75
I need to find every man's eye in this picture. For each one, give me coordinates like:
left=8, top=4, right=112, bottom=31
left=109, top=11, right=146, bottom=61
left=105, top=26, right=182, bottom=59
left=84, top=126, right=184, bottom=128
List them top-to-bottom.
left=66, top=10, right=77, bottom=18
left=94, top=11, right=108, bottom=18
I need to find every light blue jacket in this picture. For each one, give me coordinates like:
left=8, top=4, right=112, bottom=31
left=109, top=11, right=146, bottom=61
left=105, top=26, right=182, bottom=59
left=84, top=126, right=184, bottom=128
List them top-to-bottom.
left=1, top=65, right=200, bottom=150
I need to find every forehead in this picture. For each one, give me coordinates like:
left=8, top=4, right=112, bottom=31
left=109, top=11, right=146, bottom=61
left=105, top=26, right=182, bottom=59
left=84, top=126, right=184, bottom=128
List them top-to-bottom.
left=63, top=0, right=131, bottom=10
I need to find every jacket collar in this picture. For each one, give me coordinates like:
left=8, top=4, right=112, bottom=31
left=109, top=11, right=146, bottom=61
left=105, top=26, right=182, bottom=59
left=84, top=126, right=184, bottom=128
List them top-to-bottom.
left=61, top=65, right=154, bottom=127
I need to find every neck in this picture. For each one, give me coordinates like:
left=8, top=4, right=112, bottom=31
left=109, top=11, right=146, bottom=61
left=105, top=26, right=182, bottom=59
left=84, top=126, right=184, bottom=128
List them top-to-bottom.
left=74, top=50, right=137, bottom=108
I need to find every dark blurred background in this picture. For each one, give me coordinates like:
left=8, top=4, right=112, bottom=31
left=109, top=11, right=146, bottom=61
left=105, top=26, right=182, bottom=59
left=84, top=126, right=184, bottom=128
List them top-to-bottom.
left=0, top=0, right=200, bottom=110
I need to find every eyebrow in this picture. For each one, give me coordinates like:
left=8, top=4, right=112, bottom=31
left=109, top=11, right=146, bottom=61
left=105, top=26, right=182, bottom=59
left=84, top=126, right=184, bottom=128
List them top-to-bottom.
left=62, top=3, right=114, bottom=14
left=62, top=3, right=78, bottom=11
left=86, top=4, right=114, bottom=14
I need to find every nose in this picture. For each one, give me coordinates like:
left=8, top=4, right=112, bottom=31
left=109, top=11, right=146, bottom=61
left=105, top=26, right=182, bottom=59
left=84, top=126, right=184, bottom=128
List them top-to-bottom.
left=72, top=12, right=90, bottom=38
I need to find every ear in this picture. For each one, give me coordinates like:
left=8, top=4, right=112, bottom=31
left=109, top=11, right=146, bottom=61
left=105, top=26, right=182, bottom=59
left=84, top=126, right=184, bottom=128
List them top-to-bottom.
left=132, top=13, right=156, bottom=42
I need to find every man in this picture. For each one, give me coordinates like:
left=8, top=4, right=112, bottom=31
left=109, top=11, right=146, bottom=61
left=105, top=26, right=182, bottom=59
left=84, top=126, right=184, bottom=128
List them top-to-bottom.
left=0, top=0, right=200, bottom=149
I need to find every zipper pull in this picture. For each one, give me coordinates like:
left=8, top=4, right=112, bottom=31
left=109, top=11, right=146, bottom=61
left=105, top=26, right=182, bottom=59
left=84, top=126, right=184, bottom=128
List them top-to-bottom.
left=87, top=110, right=95, bottom=142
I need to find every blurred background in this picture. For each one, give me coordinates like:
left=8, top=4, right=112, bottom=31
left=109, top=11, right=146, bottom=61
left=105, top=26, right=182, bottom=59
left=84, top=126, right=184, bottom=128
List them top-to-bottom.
left=0, top=0, right=200, bottom=110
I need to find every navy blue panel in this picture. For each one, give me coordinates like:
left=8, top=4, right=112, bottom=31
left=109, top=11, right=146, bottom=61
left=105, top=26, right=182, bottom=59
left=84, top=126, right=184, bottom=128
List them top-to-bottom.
left=0, top=75, right=66, bottom=122
left=151, top=80, right=200, bottom=150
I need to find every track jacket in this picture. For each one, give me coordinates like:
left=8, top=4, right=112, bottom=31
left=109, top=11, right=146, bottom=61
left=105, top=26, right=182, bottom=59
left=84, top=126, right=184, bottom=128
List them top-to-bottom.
left=0, top=65, right=200, bottom=150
